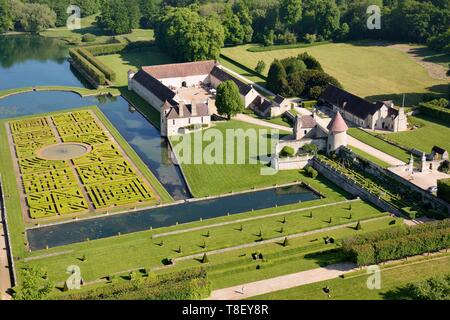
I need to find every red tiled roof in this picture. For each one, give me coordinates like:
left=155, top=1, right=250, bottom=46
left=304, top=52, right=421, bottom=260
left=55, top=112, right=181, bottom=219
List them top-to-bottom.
left=142, top=61, right=217, bottom=79
left=327, top=111, right=348, bottom=132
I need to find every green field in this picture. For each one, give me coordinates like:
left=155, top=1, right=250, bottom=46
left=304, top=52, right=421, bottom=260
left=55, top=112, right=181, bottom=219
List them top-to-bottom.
left=221, top=42, right=449, bottom=106
left=96, top=47, right=174, bottom=86
left=379, top=115, right=450, bottom=153
left=171, top=120, right=308, bottom=197
left=348, top=128, right=410, bottom=163
left=251, top=254, right=450, bottom=300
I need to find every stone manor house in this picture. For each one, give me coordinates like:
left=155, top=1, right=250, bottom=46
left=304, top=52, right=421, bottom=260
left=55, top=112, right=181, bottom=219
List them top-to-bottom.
left=128, top=60, right=262, bottom=136
left=319, top=84, right=408, bottom=132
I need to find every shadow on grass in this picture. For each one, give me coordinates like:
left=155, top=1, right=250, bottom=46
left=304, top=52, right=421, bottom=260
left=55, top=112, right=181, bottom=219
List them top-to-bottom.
left=380, top=284, right=416, bottom=300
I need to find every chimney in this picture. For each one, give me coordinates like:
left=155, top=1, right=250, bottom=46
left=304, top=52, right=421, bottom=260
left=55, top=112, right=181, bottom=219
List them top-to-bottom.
left=191, top=100, right=197, bottom=116
left=178, top=101, right=185, bottom=117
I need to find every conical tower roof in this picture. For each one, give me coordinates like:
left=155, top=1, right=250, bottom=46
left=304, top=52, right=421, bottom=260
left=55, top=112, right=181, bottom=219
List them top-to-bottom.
left=327, top=111, right=348, bottom=133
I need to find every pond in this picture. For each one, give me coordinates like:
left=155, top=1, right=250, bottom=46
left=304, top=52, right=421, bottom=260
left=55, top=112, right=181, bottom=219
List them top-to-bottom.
left=27, top=184, right=320, bottom=250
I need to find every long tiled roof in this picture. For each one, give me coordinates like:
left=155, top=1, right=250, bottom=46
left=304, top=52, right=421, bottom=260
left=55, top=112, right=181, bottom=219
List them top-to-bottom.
left=142, top=60, right=217, bottom=79
left=210, top=66, right=253, bottom=96
left=132, top=70, right=176, bottom=103
left=320, top=84, right=384, bottom=120
left=166, top=103, right=209, bottom=119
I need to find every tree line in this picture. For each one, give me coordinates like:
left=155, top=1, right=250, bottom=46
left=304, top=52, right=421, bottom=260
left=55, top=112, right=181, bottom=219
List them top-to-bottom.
left=0, top=1, right=448, bottom=60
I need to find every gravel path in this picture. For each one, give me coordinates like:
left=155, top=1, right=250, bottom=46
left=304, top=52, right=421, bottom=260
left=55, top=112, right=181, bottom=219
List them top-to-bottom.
left=207, top=262, right=358, bottom=300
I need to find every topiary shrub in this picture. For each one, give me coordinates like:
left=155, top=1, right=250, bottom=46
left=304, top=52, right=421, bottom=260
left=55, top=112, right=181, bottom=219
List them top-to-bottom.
left=82, top=33, right=96, bottom=43
left=279, top=146, right=295, bottom=158
left=305, top=165, right=318, bottom=178
left=437, top=178, right=450, bottom=203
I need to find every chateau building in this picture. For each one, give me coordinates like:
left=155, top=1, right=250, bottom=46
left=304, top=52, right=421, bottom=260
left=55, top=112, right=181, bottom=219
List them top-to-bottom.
left=319, top=84, right=408, bottom=132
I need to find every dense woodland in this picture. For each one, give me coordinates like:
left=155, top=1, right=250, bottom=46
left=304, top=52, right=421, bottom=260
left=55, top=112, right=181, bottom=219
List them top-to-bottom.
left=1, top=0, right=449, bottom=51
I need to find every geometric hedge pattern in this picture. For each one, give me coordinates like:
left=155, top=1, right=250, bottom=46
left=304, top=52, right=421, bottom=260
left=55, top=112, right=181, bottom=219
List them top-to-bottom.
left=9, top=110, right=156, bottom=219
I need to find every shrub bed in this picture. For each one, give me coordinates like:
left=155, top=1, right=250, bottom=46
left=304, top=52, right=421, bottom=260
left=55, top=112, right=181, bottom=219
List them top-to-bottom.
left=342, top=219, right=450, bottom=266
left=60, top=268, right=210, bottom=300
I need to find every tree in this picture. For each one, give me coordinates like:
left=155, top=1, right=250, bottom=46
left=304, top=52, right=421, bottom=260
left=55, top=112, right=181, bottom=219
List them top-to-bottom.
left=0, top=0, right=12, bottom=32
left=73, top=0, right=100, bottom=17
left=97, top=0, right=141, bottom=35
left=139, top=0, right=162, bottom=28
left=279, top=0, right=302, bottom=26
left=301, top=0, right=340, bottom=40
left=19, top=3, right=56, bottom=34
left=155, top=7, right=225, bottom=61
left=255, top=60, right=266, bottom=74
left=267, top=60, right=289, bottom=94
left=215, top=80, right=244, bottom=120
left=280, top=146, right=295, bottom=157
left=355, top=221, right=362, bottom=230
left=201, top=253, right=209, bottom=264
left=12, top=266, right=53, bottom=300
left=409, top=274, right=450, bottom=300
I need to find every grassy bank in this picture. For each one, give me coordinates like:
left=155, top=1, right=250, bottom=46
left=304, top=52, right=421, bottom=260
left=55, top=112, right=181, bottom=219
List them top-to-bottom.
left=221, top=42, right=448, bottom=106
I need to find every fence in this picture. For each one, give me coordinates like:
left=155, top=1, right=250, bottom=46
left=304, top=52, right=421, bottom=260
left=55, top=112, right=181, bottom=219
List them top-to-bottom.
left=0, top=175, right=17, bottom=287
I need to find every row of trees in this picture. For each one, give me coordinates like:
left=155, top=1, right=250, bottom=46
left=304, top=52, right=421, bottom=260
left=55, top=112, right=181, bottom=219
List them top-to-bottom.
left=1, top=1, right=448, bottom=53
left=266, top=53, right=341, bottom=99
left=342, top=219, right=450, bottom=266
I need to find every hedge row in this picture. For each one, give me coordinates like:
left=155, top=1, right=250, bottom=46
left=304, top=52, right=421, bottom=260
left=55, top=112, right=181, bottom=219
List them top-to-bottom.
left=85, top=41, right=155, bottom=56
left=77, top=47, right=116, bottom=82
left=69, top=48, right=106, bottom=85
left=419, top=102, right=450, bottom=123
left=437, top=179, right=450, bottom=203
left=342, top=219, right=450, bottom=266
left=60, top=268, right=210, bottom=300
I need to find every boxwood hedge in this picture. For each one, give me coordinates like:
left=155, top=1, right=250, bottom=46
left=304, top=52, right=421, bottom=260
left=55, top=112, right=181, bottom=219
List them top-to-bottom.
left=69, top=48, right=106, bottom=85
left=342, top=219, right=450, bottom=266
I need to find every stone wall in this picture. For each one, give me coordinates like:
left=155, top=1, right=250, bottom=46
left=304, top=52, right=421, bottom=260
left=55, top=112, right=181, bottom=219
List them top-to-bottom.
left=311, top=158, right=403, bottom=215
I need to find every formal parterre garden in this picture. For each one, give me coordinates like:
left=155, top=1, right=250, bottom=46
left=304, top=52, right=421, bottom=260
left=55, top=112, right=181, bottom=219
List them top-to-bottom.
left=7, top=108, right=159, bottom=219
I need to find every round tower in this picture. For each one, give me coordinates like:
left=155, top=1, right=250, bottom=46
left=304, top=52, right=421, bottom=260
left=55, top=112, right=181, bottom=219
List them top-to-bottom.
left=127, top=69, right=136, bottom=90
left=327, top=111, right=348, bottom=154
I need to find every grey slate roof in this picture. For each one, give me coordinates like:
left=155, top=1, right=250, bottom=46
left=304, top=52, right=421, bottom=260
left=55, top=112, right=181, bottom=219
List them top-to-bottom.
left=210, top=66, right=253, bottom=96
left=133, top=70, right=176, bottom=104
left=320, top=84, right=385, bottom=120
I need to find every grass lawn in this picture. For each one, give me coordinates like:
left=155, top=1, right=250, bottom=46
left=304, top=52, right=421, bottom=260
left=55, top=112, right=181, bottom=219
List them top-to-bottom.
left=221, top=42, right=449, bottom=106
left=96, top=47, right=174, bottom=86
left=379, top=115, right=450, bottom=153
left=171, top=120, right=305, bottom=197
left=348, top=128, right=410, bottom=163
left=349, top=145, right=391, bottom=168
left=22, top=201, right=391, bottom=287
left=168, top=216, right=397, bottom=290
left=250, top=254, right=450, bottom=300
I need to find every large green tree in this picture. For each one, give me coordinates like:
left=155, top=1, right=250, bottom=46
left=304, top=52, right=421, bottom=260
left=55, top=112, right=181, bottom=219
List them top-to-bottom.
left=0, top=0, right=12, bottom=32
left=97, top=0, right=141, bottom=34
left=279, top=0, right=302, bottom=27
left=301, top=0, right=340, bottom=39
left=19, top=2, right=56, bottom=33
left=155, top=7, right=224, bottom=62
left=267, top=60, right=289, bottom=95
left=215, top=80, right=244, bottom=120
